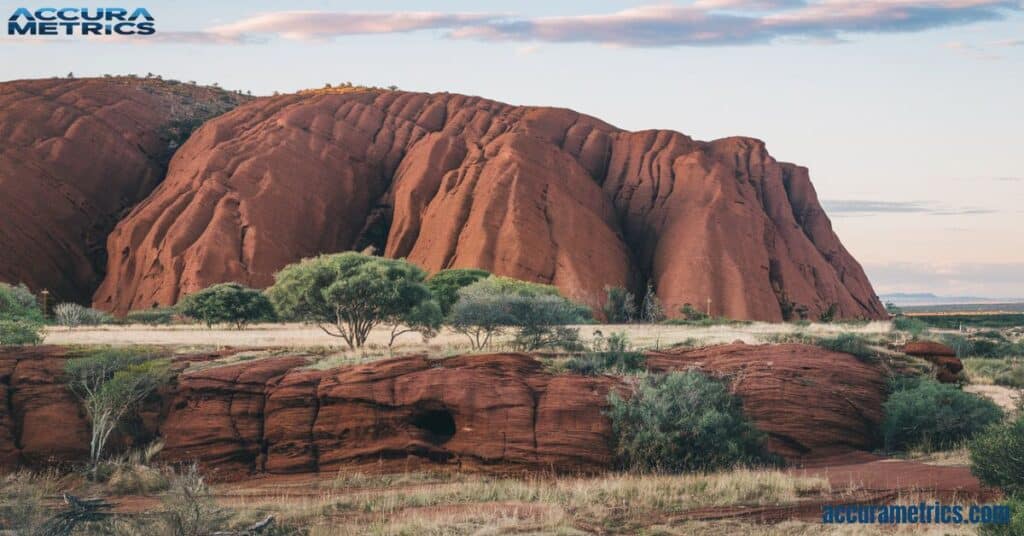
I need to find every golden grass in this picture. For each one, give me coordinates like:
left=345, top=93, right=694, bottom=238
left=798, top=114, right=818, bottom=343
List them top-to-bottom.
left=221, top=469, right=832, bottom=534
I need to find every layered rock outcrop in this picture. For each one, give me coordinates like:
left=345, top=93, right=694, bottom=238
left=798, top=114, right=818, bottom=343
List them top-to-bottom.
left=0, top=78, right=248, bottom=303
left=92, top=88, right=885, bottom=321
left=903, top=341, right=963, bottom=383
left=1, top=343, right=887, bottom=477
left=646, top=343, right=886, bottom=460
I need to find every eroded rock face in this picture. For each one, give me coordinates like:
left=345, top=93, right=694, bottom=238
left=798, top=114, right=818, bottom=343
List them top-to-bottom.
left=0, top=78, right=248, bottom=303
left=93, top=89, right=885, bottom=321
left=646, top=343, right=887, bottom=460
left=0, top=344, right=888, bottom=477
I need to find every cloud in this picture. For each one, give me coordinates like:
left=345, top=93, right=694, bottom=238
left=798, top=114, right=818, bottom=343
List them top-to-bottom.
left=449, top=1, right=1020, bottom=47
left=7, top=2, right=1018, bottom=47
left=207, top=11, right=501, bottom=41
left=821, top=199, right=996, bottom=216
left=865, top=261, right=1024, bottom=297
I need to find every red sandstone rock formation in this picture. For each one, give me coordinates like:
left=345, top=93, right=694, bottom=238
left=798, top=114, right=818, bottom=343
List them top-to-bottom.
left=0, top=78, right=248, bottom=303
left=92, top=89, right=885, bottom=321
left=902, top=341, right=963, bottom=383
left=1, top=343, right=887, bottom=476
left=646, top=343, right=886, bottom=460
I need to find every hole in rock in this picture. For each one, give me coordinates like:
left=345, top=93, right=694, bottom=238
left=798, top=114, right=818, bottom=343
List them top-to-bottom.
left=410, top=408, right=456, bottom=444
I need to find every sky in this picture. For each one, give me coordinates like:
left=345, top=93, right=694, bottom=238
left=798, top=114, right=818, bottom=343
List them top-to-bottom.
left=3, top=0, right=1023, bottom=298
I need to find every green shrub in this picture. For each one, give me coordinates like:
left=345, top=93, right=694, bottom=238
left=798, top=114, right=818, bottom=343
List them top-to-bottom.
left=426, top=268, right=490, bottom=317
left=0, top=283, right=42, bottom=323
left=178, top=283, right=276, bottom=329
left=603, top=286, right=637, bottom=323
left=54, top=303, right=114, bottom=327
left=679, top=303, right=709, bottom=321
left=818, top=303, right=838, bottom=323
left=126, top=307, right=179, bottom=325
left=892, top=315, right=928, bottom=338
left=0, top=320, right=43, bottom=345
left=566, top=331, right=646, bottom=375
left=815, top=333, right=878, bottom=362
left=942, top=333, right=1024, bottom=358
left=607, top=371, right=774, bottom=473
left=882, top=379, right=1003, bottom=452
left=969, top=414, right=1024, bottom=496
left=978, top=494, right=1024, bottom=536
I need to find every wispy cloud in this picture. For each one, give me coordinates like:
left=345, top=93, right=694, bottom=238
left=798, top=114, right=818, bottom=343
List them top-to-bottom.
left=96, top=1, right=1019, bottom=47
left=448, top=1, right=1019, bottom=47
left=208, top=11, right=502, bottom=41
left=822, top=199, right=996, bottom=217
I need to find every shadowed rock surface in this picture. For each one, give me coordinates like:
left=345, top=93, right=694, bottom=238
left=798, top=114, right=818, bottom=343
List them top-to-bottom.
left=0, top=77, right=249, bottom=303
left=92, top=88, right=885, bottom=321
left=1, top=343, right=887, bottom=477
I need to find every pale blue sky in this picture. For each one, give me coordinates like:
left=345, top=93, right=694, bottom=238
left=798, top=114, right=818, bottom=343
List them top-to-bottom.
left=3, top=1, right=1022, bottom=297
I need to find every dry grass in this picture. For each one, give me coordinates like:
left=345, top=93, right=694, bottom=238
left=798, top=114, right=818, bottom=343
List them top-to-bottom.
left=44, top=321, right=894, bottom=356
left=220, top=469, right=832, bottom=534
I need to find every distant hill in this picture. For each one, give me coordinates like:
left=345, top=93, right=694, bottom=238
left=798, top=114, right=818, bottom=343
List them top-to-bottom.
left=880, top=292, right=1024, bottom=307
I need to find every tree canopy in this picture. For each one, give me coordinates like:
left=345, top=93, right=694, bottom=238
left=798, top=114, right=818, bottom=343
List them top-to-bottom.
left=267, top=252, right=440, bottom=349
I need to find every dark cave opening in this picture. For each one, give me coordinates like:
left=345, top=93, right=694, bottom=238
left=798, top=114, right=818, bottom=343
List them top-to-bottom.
left=410, top=408, right=456, bottom=445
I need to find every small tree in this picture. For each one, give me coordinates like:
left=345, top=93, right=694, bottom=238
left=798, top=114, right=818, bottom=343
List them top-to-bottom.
left=267, top=253, right=439, bottom=349
left=426, top=268, right=490, bottom=317
left=449, top=277, right=589, bottom=351
left=640, top=282, right=665, bottom=323
left=178, top=283, right=276, bottom=329
left=603, top=286, right=636, bottom=323
left=65, top=350, right=171, bottom=474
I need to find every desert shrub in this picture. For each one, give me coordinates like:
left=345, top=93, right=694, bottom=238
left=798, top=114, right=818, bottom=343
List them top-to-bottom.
left=268, top=253, right=441, bottom=349
left=426, top=268, right=490, bottom=317
left=449, top=277, right=590, bottom=351
left=0, top=282, right=42, bottom=322
left=640, top=282, right=665, bottom=323
left=178, top=283, right=276, bottom=329
left=603, top=286, right=637, bottom=323
left=55, top=302, right=114, bottom=327
left=679, top=303, right=709, bottom=322
left=818, top=303, right=838, bottom=323
left=126, top=306, right=179, bottom=325
left=892, top=315, right=928, bottom=338
left=0, top=319, right=43, bottom=345
left=566, top=331, right=646, bottom=375
left=814, top=333, right=878, bottom=362
left=942, top=333, right=1024, bottom=358
left=65, top=348, right=172, bottom=471
left=607, top=371, right=773, bottom=473
left=882, top=379, right=1003, bottom=452
left=969, top=414, right=1024, bottom=496
left=104, top=441, right=170, bottom=495
left=108, top=464, right=170, bottom=495
left=160, top=464, right=232, bottom=536
left=0, top=470, right=61, bottom=530
left=978, top=494, right=1024, bottom=536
